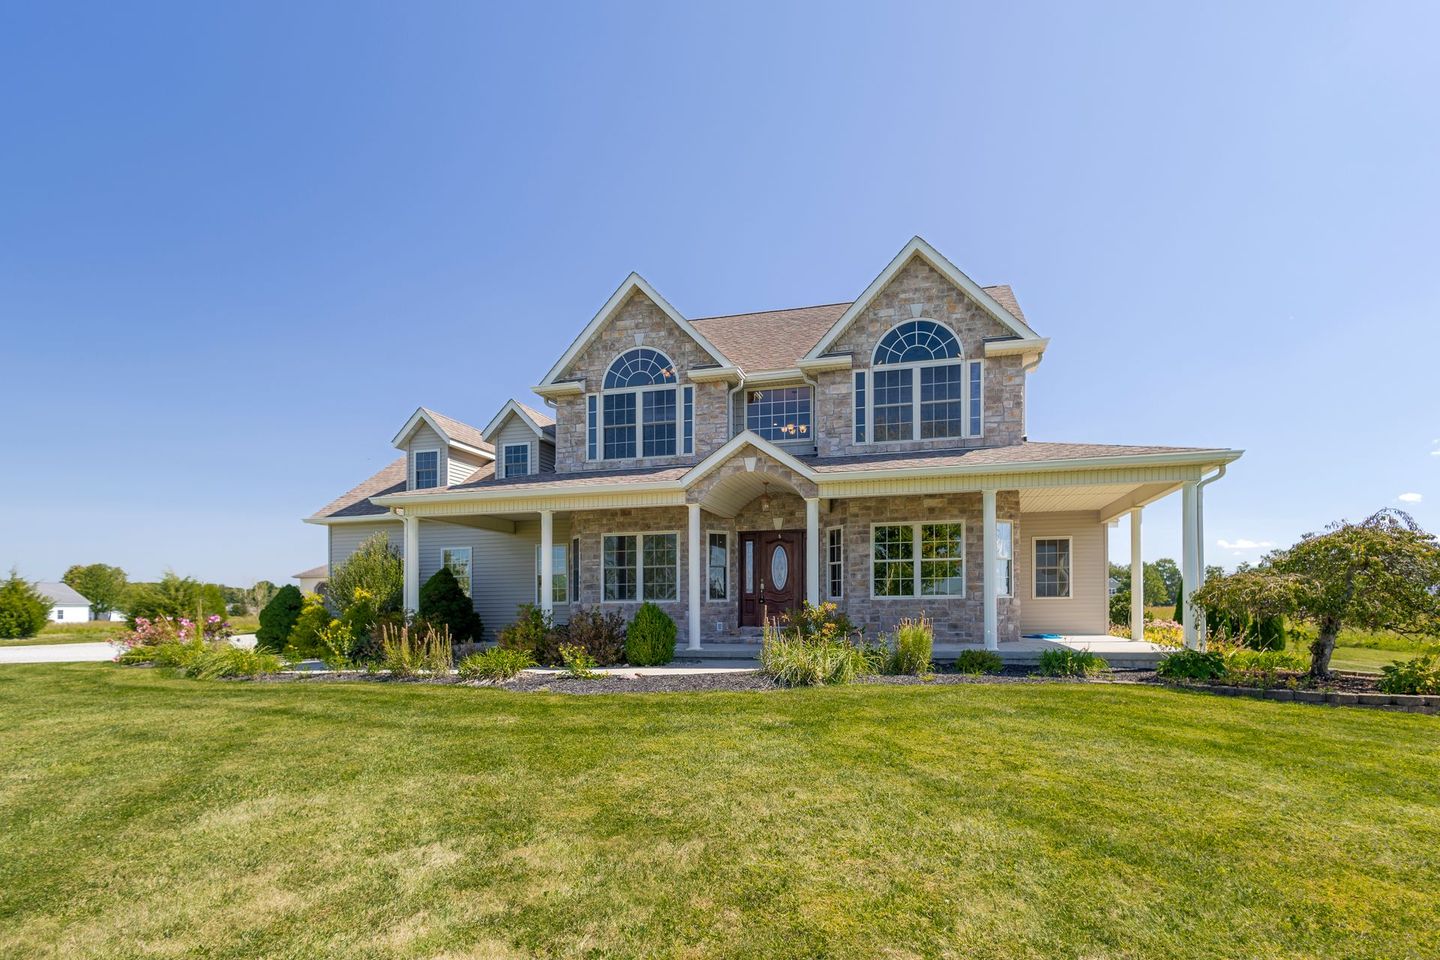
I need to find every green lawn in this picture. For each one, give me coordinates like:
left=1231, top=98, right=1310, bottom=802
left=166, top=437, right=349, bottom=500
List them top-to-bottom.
left=0, top=622, right=122, bottom=647
left=2, top=667, right=1438, bottom=959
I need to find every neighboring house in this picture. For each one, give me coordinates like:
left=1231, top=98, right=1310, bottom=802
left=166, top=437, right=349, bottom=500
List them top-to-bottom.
left=306, top=237, right=1240, bottom=651
left=294, top=565, right=329, bottom=595
left=36, top=582, right=91, bottom=623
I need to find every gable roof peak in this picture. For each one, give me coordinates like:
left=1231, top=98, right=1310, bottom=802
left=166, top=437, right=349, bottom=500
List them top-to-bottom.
left=481, top=398, right=557, bottom=442
left=391, top=407, right=494, bottom=457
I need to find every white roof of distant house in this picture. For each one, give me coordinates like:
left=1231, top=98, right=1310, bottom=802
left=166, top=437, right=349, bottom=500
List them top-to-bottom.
left=36, top=582, right=90, bottom=605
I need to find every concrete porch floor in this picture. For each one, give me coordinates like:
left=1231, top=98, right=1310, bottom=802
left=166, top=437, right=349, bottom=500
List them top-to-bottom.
left=674, top=635, right=1172, bottom=669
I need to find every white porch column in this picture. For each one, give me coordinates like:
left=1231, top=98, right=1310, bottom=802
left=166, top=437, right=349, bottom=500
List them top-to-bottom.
left=1181, top=480, right=1200, bottom=649
left=982, top=489, right=998, bottom=651
left=805, top=497, right=821, bottom=606
left=687, top=502, right=702, bottom=650
left=1129, top=507, right=1145, bottom=643
left=539, top=510, right=554, bottom=618
left=402, top=514, right=420, bottom=613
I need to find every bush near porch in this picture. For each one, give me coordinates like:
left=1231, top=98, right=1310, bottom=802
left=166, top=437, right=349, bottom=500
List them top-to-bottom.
left=3, top=664, right=1438, bottom=959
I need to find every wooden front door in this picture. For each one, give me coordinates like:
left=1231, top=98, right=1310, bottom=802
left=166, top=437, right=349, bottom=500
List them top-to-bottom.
left=739, top=530, right=805, bottom=627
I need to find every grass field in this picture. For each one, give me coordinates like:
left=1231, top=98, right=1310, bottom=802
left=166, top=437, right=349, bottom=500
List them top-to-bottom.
left=0, top=615, right=261, bottom=648
left=2, top=666, right=1438, bottom=959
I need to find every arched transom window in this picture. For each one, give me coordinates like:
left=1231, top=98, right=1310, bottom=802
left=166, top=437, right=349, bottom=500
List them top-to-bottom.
left=868, top=320, right=981, bottom=441
left=594, top=348, right=687, bottom=459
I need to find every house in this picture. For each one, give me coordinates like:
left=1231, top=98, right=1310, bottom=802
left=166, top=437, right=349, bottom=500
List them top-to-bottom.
left=306, top=237, right=1240, bottom=653
left=293, top=565, right=329, bottom=595
left=36, top=582, right=91, bottom=623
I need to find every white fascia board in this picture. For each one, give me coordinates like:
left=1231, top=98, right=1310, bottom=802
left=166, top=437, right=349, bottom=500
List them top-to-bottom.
left=804, top=236, right=1041, bottom=360
left=538, top=273, right=734, bottom=386
left=984, top=337, right=1050, bottom=358
left=796, top=355, right=853, bottom=374
left=685, top=365, right=742, bottom=384
left=740, top=368, right=808, bottom=386
left=531, top=381, right=585, bottom=398
left=481, top=400, right=547, bottom=442
left=390, top=407, right=440, bottom=449
left=679, top=430, right=819, bottom=487
left=812, top=448, right=1244, bottom=483
left=303, top=513, right=401, bottom=526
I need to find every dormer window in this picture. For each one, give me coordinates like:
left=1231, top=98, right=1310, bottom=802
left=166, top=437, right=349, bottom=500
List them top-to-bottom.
left=869, top=319, right=981, bottom=442
left=593, top=348, right=682, bottom=460
left=503, top=443, right=530, bottom=478
left=413, top=450, right=439, bottom=489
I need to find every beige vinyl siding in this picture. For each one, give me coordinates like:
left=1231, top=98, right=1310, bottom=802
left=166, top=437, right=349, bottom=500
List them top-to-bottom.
left=496, top=419, right=538, bottom=478
left=406, top=423, right=447, bottom=490
left=447, top=448, right=489, bottom=486
left=1015, top=512, right=1108, bottom=636
left=416, top=516, right=572, bottom=641
left=329, top=522, right=403, bottom=572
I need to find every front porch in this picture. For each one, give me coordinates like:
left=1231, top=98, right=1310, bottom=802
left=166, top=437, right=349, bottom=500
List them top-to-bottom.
left=672, top=634, right=1174, bottom=669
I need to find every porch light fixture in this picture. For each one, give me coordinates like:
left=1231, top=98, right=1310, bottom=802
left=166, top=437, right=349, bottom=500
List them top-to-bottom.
left=760, top=481, right=771, bottom=512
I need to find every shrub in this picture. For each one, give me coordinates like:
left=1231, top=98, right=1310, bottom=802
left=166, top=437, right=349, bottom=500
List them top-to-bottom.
left=327, top=534, right=403, bottom=617
left=418, top=568, right=483, bottom=645
left=0, top=570, right=49, bottom=640
left=256, top=585, right=304, bottom=652
left=284, top=594, right=332, bottom=660
left=780, top=602, right=859, bottom=643
left=497, top=603, right=557, bottom=660
left=625, top=603, right=674, bottom=666
left=557, top=606, right=626, bottom=666
left=760, top=615, right=870, bottom=687
left=885, top=616, right=933, bottom=675
left=1109, top=618, right=1184, bottom=649
left=317, top=619, right=357, bottom=671
left=380, top=621, right=453, bottom=677
left=121, top=638, right=207, bottom=669
left=558, top=643, right=600, bottom=679
left=185, top=646, right=285, bottom=680
left=457, top=647, right=535, bottom=682
left=1035, top=648, right=1109, bottom=677
left=1156, top=648, right=1227, bottom=681
left=953, top=649, right=1003, bottom=675
left=1378, top=653, right=1440, bottom=695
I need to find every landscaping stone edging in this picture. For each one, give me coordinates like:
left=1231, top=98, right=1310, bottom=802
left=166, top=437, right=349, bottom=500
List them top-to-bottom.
left=1177, top=682, right=1440, bottom=714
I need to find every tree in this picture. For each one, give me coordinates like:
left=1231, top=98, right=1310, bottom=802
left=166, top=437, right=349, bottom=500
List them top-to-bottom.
left=1193, top=510, right=1440, bottom=678
left=327, top=534, right=403, bottom=615
left=1152, top=558, right=1181, bottom=603
left=62, top=563, right=128, bottom=619
left=417, top=568, right=483, bottom=644
left=0, top=570, right=50, bottom=639
left=122, top=571, right=221, bottom=624
left=242, top=580, right=278, bottom=616
left=256, top=585, right=305, bottom=652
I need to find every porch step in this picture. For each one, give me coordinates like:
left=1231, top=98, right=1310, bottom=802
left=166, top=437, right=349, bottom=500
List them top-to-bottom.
left=673, top=642, right=763, bottom=661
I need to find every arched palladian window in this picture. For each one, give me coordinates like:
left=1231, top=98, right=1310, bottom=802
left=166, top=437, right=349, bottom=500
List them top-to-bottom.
left=868, top=319, right=982, bottom=442
left=593, top=348, right=687, bottom=459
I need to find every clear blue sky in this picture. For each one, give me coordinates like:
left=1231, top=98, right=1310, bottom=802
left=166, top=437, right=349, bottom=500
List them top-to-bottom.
left=2, top=1, right=1436, bottom=587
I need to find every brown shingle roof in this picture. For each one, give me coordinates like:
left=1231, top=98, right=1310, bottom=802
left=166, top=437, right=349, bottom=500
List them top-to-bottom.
left=688, top=285, right=1027, bottom=373
left=513, top=400, right=557, bottom=438
left=422, top=408, right=494, bottom=452
left=309, top=457, right=407, bottom=519
left=293, top=564, right=329, bottom=580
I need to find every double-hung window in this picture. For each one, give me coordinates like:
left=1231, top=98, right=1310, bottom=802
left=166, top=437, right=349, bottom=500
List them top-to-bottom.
left=867, top=320, right=981, bottom=442
left=593, top=348, right=683, bottom=460
left=746, top=387, right=812, bottom=442
left=503, top=443, right=530, bottom=478
left=413, top=450, right=439, bottom=489
left=871, top=522, right=965, bottom=598
left=827, top=527, right=845, bottom=599
left=603, top=532, right=679, bottom=602
left=707, top=532, right=729, bottom=600
left=1034, top=538, right=1072, bottom=599
left=534, top=543, right=568, bottom=604
left=442, top=547, right=472, bottom=597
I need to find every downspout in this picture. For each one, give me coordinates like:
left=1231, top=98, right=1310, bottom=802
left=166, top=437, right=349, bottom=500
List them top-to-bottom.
left=799, top=370, right=820, bottom=454
left=727, top=376, right=745, bottom=439
left=1194, top=463, right=1227, bottom=646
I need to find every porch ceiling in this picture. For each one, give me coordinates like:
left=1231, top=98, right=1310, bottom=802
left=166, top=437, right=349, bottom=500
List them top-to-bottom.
left=1019, top=481, right=1178, bottom=519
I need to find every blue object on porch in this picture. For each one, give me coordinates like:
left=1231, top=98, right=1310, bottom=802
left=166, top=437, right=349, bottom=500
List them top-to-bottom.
left=1022, top=633, right=1064, bottom=639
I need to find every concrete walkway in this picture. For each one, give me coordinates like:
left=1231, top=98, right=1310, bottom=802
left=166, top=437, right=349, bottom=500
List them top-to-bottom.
left=0, top=634, right=257, bottom=666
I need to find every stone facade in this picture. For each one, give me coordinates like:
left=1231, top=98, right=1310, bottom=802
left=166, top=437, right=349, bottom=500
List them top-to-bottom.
left=814, top=258, right=1026, bottom=457
left=552, top=291, right=732, bottom=473
left=559, top=488, right=1022, bottom=646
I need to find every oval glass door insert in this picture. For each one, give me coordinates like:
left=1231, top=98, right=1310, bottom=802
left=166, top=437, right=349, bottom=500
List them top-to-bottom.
left=769, top=546, right=789, bottom=590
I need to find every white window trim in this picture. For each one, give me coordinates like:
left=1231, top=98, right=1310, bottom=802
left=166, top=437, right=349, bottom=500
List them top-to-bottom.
left=599, top=348, right=683, bottom=462
left=866, top=359, right=984, bottom=445
left=682, top=385, right=695, bottom=455
left=744, top=385, right=815, bottom=444
left=585, top=394, right=598, bottom=462
left=502, top=442, right=531, bottom=479
left=412, top=449, right=440, bottom=489
left=868, top=520, right=967, bottom=599
left=996, top=520, right=1014, bottom=599
left=826, top=525, right=845, bottom=599
left=705, top=529, right=730, bottom=602
left=601, top=530, right=682, bottom=603
left=1031, top=535, right=1073, bottom=600
left=534, top=542, right=569, bottom=605
left=442, top=547, right=472, bottom=598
